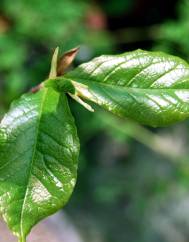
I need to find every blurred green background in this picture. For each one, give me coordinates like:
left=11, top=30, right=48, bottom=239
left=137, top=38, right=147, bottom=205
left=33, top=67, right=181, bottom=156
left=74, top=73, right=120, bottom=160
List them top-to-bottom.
left=1, top=0, right=189, bottom=241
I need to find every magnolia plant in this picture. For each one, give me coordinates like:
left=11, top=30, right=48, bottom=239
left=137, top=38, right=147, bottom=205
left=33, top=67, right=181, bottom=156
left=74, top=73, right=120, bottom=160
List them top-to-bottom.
left=1, top=46, right=189, bottom=242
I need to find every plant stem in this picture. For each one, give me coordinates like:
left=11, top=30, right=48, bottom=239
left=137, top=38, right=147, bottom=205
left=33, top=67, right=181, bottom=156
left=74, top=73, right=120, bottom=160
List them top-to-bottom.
left=99, top=111, right=183, bottom=161
left=18, top=236, right=26, bottom=242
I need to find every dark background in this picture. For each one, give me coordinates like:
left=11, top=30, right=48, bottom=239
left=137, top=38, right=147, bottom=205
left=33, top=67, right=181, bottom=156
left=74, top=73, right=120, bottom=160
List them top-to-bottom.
left=1, top=0, right=189, bottom=241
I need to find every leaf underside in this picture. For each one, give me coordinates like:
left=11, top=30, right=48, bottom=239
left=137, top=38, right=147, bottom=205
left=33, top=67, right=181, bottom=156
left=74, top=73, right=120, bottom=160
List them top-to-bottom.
left=65, top=49, right=189, bottom=127
left=0, top=88, right=79, bottom=241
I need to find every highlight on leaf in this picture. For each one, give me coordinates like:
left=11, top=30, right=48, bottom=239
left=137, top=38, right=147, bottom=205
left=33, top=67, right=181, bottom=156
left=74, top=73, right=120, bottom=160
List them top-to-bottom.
left=1, top=47, right=189, bottom=241
left=0, top=48, right=80, bottom=242
left=63, top=49, right=189, bottom=127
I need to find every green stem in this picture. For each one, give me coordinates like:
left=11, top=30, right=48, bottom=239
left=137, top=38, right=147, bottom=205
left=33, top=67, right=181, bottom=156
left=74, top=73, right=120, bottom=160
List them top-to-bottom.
left=98, top=111, right=182, bottom=161
left=18, top=236, right=26, bottom=242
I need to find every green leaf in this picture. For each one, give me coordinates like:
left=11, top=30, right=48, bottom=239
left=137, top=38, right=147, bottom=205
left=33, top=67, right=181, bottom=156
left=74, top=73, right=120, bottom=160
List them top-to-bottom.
left=64, top=49, right=189, bottom=127
left=0, top=87, right=79, bottom=242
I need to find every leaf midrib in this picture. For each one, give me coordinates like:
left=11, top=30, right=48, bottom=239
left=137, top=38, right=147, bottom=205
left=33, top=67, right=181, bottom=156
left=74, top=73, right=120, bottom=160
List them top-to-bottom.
left=66, top=76, right=189, bottom=91
left=20, top=87, right=48, bottom=240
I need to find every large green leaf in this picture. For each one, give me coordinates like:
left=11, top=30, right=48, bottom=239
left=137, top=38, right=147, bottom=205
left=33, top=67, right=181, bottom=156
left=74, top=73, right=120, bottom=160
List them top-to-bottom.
left=64, top=49, right=189, bottom=126
left=0, top=87, right=79, bottom=242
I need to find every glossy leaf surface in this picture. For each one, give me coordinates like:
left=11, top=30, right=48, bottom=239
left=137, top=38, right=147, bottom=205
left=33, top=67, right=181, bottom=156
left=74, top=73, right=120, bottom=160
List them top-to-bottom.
left=65, top=49, right=189, bottom=126
left=0, top=88, right=79, bottom=241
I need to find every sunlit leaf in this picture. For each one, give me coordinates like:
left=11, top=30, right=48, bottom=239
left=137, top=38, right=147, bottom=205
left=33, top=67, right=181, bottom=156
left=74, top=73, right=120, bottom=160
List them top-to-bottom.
left=64, top=49, right=189, bottom=126
left=0, top=88, right=79, bottom=242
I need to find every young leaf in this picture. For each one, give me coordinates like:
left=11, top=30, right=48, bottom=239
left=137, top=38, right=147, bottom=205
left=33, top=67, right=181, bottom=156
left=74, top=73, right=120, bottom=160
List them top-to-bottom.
left=64, top=49, right=189, bottom=127
left=0, top=88, right=79, bottom=242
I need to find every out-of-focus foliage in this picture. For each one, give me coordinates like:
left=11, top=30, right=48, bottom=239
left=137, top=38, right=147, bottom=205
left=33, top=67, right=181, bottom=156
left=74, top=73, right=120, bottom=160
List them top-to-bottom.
left=101, top=0, right=134, bottom=16
left=154, top=0, right=189, bottom=59
left=68, top=102, right=189, bottom=242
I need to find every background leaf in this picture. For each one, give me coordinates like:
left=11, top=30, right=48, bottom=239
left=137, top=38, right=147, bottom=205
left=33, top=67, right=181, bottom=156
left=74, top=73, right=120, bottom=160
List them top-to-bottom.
left=65, top=49, right=189, bottom=127
left=0, top=88, right=79, bottom=241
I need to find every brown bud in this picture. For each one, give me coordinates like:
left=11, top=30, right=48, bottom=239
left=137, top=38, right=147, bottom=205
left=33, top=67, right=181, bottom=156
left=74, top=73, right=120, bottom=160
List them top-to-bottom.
left=57, top=47, right=79, bottom=76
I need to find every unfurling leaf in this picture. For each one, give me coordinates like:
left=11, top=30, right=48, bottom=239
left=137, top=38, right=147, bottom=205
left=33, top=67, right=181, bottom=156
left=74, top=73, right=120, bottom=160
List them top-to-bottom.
left=64, top=49, right=189, bottom=127
left=0, top=88, right=79, bottom=242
